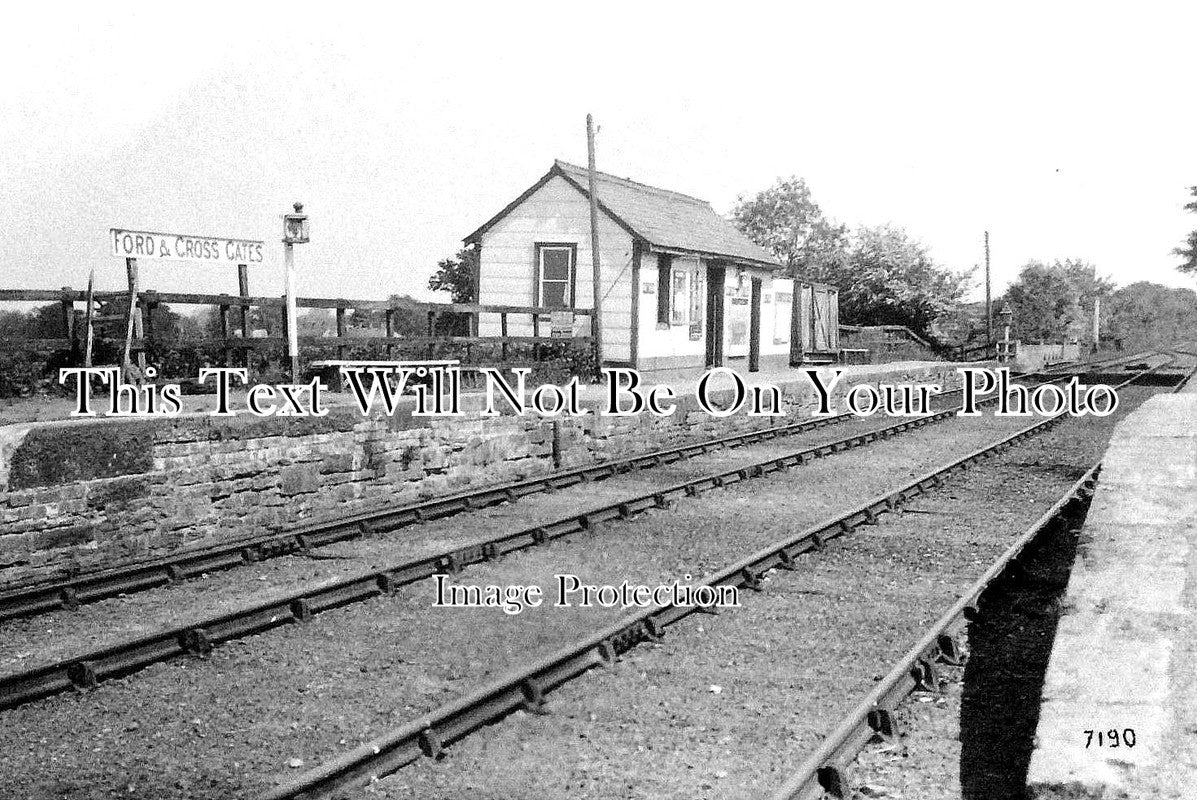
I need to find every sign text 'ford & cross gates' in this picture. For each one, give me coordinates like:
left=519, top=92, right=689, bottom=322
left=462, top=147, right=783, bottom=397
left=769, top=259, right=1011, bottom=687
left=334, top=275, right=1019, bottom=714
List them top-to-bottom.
left=110, top=228, right=265, bottom=265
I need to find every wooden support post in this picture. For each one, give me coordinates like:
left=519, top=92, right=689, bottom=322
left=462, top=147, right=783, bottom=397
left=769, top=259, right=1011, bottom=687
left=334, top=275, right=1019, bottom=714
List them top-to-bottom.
left=586, top=113, right=604, bottom=380
left=984, top=231, right=992, bottom=347
left=122, top=258, right=146, bottom=378
left=237, top=263, right=250, bottom=366
left=83, top=270, right=95, bottom=368
left=749, top=277, right=762, bottom=373
left=789, top=280, right=805, bottom=367
left=59, top=287, right=74, bottom=346
left=143, top=290, right=156, bottom=360
left=279, top=293, right=289, bottom=372
left=219, top=294, right=232, bottom=366
left=335, top=306, right=347, bottom=392
left=335, top=307, right=347, bottom=359
left=384, top=309, right=395, bottom=360
left=426, top=310, right=436, bottom=360
left=500, top=312, right=509, bottom=362
left=531, top=313, right=541, bottom=362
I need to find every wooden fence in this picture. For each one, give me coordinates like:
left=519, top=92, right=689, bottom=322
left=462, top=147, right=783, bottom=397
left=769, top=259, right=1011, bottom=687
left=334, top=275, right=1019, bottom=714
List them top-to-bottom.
left=0, top=288, right=596, bottom=383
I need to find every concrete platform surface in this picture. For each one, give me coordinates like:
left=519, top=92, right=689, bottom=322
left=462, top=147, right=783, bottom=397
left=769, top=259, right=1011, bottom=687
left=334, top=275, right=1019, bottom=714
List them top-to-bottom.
left=1026, top=393, right=1197, bottom=799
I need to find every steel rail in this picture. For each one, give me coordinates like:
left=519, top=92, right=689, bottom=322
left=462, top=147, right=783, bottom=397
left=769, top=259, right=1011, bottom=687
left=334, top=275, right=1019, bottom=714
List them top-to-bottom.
left=1033, top=349, right=1158, bottom=376
left=769, top=352, right=1196, bottom=799
left=257, top=360, right=1172, bottom=800
left=0, top=400, right=972, bottom=711
left=769, top=464, right=1099, bottom=800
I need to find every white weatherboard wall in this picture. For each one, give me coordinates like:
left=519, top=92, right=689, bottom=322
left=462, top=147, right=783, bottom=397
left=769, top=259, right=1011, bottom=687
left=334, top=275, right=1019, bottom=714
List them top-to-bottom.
left=477, top=175, right=634, bottom=363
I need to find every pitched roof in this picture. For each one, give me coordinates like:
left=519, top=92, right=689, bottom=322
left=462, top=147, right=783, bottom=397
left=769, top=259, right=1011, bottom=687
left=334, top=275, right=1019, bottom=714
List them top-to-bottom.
left=465, top=160, right=781, bottom=269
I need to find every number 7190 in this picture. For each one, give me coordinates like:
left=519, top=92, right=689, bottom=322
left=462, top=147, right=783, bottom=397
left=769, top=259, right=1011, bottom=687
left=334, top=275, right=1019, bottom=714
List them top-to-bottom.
left=1084, top=729, right=1136, bottom=748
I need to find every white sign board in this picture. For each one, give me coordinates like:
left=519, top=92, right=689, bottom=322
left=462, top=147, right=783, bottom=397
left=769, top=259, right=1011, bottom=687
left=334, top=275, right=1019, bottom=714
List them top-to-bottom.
left=110, top=228, right=265, bottom=265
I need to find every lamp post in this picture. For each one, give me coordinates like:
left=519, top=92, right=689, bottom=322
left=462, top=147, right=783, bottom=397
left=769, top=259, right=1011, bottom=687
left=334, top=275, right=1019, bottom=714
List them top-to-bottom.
left=282, top=202, right=309, bottom=381
left=997, top=303, right=1014, bottom=364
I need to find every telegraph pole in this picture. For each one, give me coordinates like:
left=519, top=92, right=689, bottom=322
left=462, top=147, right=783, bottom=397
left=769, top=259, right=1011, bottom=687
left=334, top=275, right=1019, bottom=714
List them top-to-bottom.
left=586, top=114, right=604, bottom=379
left=984, top=231, right=992, bottom=346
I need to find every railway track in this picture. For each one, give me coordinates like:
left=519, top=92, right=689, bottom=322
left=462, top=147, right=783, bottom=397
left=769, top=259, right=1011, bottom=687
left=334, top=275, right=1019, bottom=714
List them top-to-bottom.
left=0, top=353, right=1159, bottom=624
left=769, top=354, right=1197, bottom=799
left=255, top=361, right=1171, bottom=800
left=769, top=466, right=1098, bottom=800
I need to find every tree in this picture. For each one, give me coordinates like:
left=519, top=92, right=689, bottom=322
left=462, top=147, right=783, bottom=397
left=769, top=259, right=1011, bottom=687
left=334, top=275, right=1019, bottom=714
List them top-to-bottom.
left=731, top=177, right=847, bottom=278
left=731, top=177, right=970, bottom=339
left=1175, top=186, right=1197, bottom=275
left=837, top=225, right=973, bottom=338
left=428, top=246, right=478, bottom=304
left=1000, top=259, right=1114, bottom=343
left=1105, top=282, right=1197, bottom=349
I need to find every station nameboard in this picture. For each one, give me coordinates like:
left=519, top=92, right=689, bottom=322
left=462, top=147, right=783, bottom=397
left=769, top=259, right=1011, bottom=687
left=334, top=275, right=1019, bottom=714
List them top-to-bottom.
left=110, top=228, right=265, bottom=265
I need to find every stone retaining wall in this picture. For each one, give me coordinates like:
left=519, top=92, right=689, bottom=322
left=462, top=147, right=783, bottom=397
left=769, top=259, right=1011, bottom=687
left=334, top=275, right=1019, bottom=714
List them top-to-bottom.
left=0, top=364, right=962, bottom=591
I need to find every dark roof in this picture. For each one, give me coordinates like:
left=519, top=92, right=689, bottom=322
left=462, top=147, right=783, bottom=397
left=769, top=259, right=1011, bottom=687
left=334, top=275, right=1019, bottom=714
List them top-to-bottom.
left=465, top=160, right=781, bottom=269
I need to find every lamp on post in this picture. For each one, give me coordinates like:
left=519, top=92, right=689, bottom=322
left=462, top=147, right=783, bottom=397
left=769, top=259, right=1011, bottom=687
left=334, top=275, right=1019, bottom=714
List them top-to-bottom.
left=282, top=202, right=309, bottom=381
left=997, top=303, right=1014, bottom=364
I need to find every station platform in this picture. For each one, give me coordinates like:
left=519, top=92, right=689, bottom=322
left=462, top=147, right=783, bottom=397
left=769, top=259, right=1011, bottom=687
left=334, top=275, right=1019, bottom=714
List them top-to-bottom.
left=1026, top=390, right=1197, bottom=799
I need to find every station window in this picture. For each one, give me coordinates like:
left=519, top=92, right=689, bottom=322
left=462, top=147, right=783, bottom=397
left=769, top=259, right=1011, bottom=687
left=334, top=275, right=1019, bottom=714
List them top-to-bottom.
left=535, top=243, right=576, bottom=309
left=655, top=255, right=704, bottom=332
left=670, top=269, right=690, bottom=325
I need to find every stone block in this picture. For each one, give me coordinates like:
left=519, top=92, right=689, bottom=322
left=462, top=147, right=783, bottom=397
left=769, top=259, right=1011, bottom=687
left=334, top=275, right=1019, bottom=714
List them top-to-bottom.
left=318, top=453, right=355, bottom=474
left=278, top=465, right=320, bottom=496
left=34, top=524, right=95, bottom=551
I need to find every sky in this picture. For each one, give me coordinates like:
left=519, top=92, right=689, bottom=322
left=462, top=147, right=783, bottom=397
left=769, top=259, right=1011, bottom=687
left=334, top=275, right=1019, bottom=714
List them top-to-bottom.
left=3, top=2, right=1196, bottom=309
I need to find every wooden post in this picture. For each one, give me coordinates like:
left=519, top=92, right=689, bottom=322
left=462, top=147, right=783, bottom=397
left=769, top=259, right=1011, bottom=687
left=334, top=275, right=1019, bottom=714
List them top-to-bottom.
left=586, top=113, right=604, bottom=380
left=984, top=232, right=992, bottom=347
left=122, top=258, right=145, bottom=377
left=237, top=263, right=250, bottom=366
left=83, top=270, right=95, bottom=368
left=749, top=277, right=762, bottom=373
left=788, top=280, right=805, bottom=367
left=59, top=287, right=74, bottom=345
left=143, top=290, right=156, bottom=360
left=279, top=293, right=289, bottom=372
left=219, top=294, right=232, bottom=366
left=335, top=306, right=347, bottom=392
left=335, top=307, right=347, bottom=361
left=384, top=309, right=395, bottom=360
left=427, top=309, right=437, bottom=360
left=500, top=312, right=509, bottom=362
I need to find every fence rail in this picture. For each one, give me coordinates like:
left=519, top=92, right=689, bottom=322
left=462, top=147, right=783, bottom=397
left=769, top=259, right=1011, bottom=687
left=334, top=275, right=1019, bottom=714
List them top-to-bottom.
left=0, top=287, right=597, bottom=390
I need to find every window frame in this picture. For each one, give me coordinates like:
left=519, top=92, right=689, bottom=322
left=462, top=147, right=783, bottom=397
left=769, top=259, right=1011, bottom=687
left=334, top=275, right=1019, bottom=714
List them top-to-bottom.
left=533, top=242, right=578, bottom=310
left=670, top=267, right=691, bottom=326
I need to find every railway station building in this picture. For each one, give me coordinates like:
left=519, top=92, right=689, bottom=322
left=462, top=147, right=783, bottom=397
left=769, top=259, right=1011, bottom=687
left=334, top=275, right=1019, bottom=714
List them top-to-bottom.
left=465, top=161, right=839, bottom=375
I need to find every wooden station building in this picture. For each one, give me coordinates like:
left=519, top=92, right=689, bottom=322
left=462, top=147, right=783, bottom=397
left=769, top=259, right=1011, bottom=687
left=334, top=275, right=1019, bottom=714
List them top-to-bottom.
left=465, top=160, right=839, bottom=374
